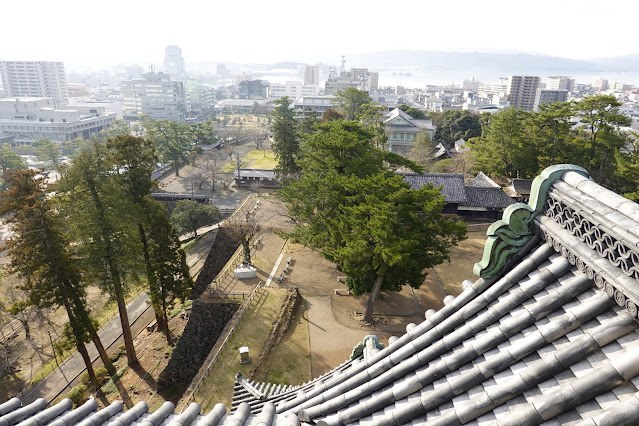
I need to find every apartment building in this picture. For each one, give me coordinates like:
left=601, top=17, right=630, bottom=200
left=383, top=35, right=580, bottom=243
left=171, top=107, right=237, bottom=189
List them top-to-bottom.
left=0, top=61, right=69, bottom=105
left=507, top=75, right=541, bottom=111
left=546, top=75, right=574, bottom=92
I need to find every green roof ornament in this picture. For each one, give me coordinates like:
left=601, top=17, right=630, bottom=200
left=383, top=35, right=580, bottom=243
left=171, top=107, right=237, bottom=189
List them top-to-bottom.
left=473, top=164, right=590, bottom=279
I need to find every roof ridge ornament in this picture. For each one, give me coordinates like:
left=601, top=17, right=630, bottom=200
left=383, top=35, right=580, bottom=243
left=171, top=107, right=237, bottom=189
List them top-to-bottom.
left=474, top=165, right=590, bottom=278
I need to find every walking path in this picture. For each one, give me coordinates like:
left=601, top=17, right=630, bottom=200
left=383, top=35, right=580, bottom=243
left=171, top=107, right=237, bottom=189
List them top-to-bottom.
left=21, top=294, right=151, bottom=404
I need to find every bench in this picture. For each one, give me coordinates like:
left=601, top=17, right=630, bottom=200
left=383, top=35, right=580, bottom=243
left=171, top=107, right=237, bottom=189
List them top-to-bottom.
left=252, top=238, right=261, bottom=248
left=286, top=256, right=292, bottom=264
left=283, top=264, right=289, bottom=273
left=278, top=272, right=285, bottom=283
left=337, top=276, right=347, bottom=283
left=334, top=288, right=352, bottom=295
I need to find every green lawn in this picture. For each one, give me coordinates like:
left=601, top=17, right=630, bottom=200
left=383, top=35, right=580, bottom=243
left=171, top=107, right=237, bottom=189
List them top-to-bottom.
left=218, top=150, right=277, bottom=173
left=194, top=288, right=289, bottom=411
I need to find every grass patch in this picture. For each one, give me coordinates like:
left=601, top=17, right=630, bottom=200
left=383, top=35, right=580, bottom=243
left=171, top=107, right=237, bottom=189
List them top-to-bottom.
left=218, top=150, right=277, bottom=173
left=432, top=226, right=488, bottom=296
left=194, top=288, right=288, bottom=412
left=259, top=303, right=311, bottom=386
left=100, top=365, right=129, bottom=397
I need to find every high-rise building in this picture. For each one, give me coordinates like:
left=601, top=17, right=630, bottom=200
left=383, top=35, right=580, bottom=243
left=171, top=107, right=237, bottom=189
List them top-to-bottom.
left=164, top=45, right=186, bottom=82
left=0, top=61, right=69, bottom=105
left=304, top=65, right=319, bottom=85
left=121, top=72, right=185, bottom=121
left=368, top=72, right=379, bottom=91
left=507, top=75, right=541, bottom=111
left=546, top=76, right=574, bottom=93
left=592, top=78, right=609, bottom=91
left=533, top=89, right=568, bottom=111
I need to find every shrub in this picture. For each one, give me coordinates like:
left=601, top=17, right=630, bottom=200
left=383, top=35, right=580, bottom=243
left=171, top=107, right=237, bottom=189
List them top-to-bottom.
left=67, top=384, right=88, bottom=407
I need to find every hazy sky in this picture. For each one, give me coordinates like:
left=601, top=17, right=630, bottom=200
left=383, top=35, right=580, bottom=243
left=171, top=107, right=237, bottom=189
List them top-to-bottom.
left=2, top=0, right=637, bottom=70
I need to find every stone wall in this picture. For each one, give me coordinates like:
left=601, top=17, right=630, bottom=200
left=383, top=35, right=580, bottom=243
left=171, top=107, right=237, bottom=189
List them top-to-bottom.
left=189, top=227, right=240, bottom=299
left=158, top=300, right=238, bottom=389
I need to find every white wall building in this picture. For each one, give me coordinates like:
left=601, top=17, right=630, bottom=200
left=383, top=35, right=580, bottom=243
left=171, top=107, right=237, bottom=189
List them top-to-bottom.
left=0, top=61, right=69, bottom=105
left=304, top=65, right=319, bottom=85
left=121, top=73, right=185, bottom=121
left=546, top=76, right=574, bottom=92
left=270, top=81, right=319, bottom=100
left=0, top=97, right=116, bottom=145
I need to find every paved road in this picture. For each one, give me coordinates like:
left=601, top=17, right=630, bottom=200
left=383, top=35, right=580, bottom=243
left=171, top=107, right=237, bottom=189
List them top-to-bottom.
left=21, top=293, right=151, bottom=404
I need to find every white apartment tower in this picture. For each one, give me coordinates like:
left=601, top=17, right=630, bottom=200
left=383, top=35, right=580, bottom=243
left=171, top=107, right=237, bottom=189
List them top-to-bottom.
left=164, top=45, right=186, bottom=82
left=0, top=61, right=69, bottom=105
left=304, top=65, right=319, bottom=85
left=507, top=75, right=541, bottom=111
left=546, top=76, right=574, bottom=92
left=592, top=78, right=609, bottom=91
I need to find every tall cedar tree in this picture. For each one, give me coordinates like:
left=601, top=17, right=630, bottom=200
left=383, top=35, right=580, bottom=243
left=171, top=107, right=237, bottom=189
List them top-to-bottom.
left=270, top=96, right=300, bottom=180
left=279, top=121, right=464, bottom=322
left=107, top=135, right=193, bottom=343
left=60, top=144, right=141, bottom=365
left=0, top=170, right=116, bottom=384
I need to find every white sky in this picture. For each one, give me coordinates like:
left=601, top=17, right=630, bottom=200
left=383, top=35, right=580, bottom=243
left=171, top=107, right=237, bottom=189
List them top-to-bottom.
left=1, top=0, right=637, bottom=70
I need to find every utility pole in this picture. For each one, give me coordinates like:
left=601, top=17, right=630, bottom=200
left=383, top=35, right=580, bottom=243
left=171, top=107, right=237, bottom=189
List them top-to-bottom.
left=48, top=330, right=60, bottom=369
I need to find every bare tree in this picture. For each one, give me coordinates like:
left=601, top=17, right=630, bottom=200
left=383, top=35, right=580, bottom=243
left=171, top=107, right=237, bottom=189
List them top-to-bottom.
left=224, top=208, right=260, bottom=266
left=4, top=286, right=37, bottom=340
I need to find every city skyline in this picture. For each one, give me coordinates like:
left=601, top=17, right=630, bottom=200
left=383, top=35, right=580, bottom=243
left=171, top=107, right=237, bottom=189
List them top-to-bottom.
left=2, top=0, right=639, bottom=71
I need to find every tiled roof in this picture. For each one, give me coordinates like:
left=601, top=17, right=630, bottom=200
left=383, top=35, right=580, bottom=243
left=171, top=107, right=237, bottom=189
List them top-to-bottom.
left=7, top=165, right=639, bottom=425
left=467, top=171, right=500, bottom=188
left=402, top=173, right=467, bottom=203
left=513, top=178, right=533, bottom=195
left=462, top=187, right=516, bottom=208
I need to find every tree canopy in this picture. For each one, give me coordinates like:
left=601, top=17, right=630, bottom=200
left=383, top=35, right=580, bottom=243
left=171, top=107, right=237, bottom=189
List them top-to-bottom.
left=332, top=88, right=372, bottom=121
left=471, top=95, right=635, bottom=195
left=432, top=110, right=482, bottom=143
left=280, top=121, right=463, bottom=322
left=170, top=200, right=220, bottom=237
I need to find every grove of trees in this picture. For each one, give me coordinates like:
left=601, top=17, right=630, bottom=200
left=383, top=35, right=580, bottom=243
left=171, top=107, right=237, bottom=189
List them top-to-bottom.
left=0, top=135, right=194, bottom=385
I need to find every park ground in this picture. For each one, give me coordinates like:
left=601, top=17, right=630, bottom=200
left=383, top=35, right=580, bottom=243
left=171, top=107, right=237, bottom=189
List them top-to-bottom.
left=0, top=142, right=490, bottom=411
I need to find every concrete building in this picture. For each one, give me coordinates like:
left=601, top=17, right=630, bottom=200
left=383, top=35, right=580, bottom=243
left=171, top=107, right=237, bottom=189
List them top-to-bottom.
left=164, top=45, right=186, bottom=82
left=0, top=61, right=69, bottom=105
left=304, top=65, right=319, bottom=85
left=121, top=72, right=186, bottom=121
left=507, top=75, right=541, bottom=111
left=546, top=75, right=574, bottom=92
left=324, top=76, right=362, bottom=94
left=462, top=78, right=481, bottom=92
left=592, top=78, right=609, bottom=91
left=238, top=80, right=269, bottom=100
left=269, top=81, right=319, bottom=100
left=533, top=89, right=569, bottom=111
left=293, top=95, right=335, bottom=117
left=0, top=97, right=116, bottom=145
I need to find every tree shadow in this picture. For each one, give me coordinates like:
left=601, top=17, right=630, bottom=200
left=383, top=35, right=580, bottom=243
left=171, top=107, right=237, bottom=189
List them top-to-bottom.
left=131, top=362, right=158, bottom=390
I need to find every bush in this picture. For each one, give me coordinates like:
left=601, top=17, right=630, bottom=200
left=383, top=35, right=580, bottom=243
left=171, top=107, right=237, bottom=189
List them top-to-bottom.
left=110, top=344, right=127, bottom=364
left=78, top=366, right=109, bottom=389
left=67, top=384, right=88, bottom=407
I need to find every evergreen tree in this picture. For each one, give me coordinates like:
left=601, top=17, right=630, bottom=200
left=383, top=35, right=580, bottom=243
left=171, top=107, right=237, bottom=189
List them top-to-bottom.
left=333, top=88, right=372, bottom=121
left=270, top=96, right=300, bottom=180
left=60, top=144, right=141, bottom=366
left=0, top=170, right=115, bottom=384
